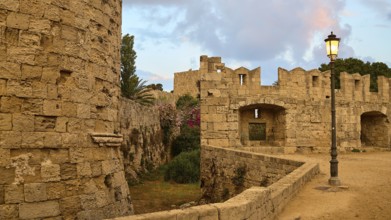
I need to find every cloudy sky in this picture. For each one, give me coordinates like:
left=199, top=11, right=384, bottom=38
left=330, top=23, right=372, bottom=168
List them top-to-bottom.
left=122, top=0, right=391, bottom=91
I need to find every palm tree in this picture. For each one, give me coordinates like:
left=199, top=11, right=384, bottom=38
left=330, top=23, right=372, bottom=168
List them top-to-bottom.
left=120, top=34, right=155, bottom=105
left=121, top=75, right=154, bottom=105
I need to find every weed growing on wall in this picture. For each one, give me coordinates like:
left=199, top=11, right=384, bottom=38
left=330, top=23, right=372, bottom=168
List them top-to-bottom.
left=232, top=165, right=247, bottom=191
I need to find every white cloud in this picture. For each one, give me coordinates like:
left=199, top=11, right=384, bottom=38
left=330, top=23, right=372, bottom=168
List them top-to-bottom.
left=124, top=0, right=353, bottom=65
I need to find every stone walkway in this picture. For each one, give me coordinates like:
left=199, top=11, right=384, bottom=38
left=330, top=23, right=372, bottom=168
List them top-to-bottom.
left=277, top=152, right=391, bottom=220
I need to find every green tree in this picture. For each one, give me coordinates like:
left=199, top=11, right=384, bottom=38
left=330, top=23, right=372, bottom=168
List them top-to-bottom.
left=120, top=34, right=154, bottom=104
left=319, top=58, right=391, bottom=91
left=122, top=75, right=154, bottom=105
left=147, top=83, right=163, bottom=91
left=176, top=94, right=198, bottom=110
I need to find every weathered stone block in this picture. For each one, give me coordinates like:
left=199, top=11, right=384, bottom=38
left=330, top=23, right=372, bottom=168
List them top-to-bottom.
left=0, top=0, right=19, bottom=11
left=19, top=0, right=45, bottom=17
left=44, top=4, right=60, bottom=21
left=6, top=12, right=30, bottom=30
left=29, top=18, right=51, bottom=34
left=19, top=30, right=41, bottom=47
left=0, top=61, right=21, bottom=80
left=22, top=64, right=42, bottom=80
left=42, top=67, right=60, bottom=84
left=0, top=79, right=6, bottom=96
left=6, top=80, right=33, bottom=98
left=32, top=81, right=48, bottom=98
left=47, top=84, right=59, bottom=99
left=0, top=96, right=23, bottom=113
left=43, top=100, right=62, bottom=116
left=62, top=102, right=77, bottom=117
left=77, top=103, right=91, bottom=119
left=0, top=113, right=12, bottom=131
left=13, top=113, right=34, bottom=132
left=34, top=115, right=57, bottom=132
left=54, top=117, right=67, bottom=133
left=67, top=118, right=82, bottom=133
left=0, top=131, right=22, bottom=148
left=21, top=132, right=45, bottom=147
left=44, top=132, right=62, bottom=148
left=0, top=148, right=10, bottom=167
left=49, top=149, right=69, bottom=164
left=101, top=159, right=120, bottom=175
left=41, top=160, right=61, bottom=182
left=91, top=161, right=102, bottom=176
left=77, top=162, right=92, bottom=177
left=60, top=163, right=77, bottom=180
left=0, top=167, right=15, bottom=185
left=46, top=182, right=65, bottom=200
left=24, top=183, right=47, bottom=202
left=4, top=184, right=24, bottom=204
left=0, top=185, right=4, bottom=204
left=95, top=190, right=109, bottom=208
left=80, top=194, right=97, bottom=210
left=60, top=196, right=82, bottom=218
left=19, top=200, right=60, bottom=219
left=0, top=204, right=18, bottom=219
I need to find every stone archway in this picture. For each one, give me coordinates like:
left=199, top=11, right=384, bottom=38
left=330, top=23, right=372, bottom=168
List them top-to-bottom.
left=239, top=104, right=286, bottom=146
left=360, top=111, right=389, bottom=148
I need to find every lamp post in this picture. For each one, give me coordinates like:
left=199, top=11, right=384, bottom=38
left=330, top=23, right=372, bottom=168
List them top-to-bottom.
left=325, top=31, right=341, bottom=186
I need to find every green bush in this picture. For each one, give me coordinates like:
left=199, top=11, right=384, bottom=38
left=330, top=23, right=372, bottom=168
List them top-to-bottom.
left=176, top=94, right=198, bottom=110
left=171, top=125, right=200, bottom=157
left=164, top=150, right=200, bottom=184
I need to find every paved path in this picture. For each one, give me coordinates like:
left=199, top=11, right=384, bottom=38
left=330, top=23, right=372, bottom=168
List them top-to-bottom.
left=277, top=152, right=391, bottom=220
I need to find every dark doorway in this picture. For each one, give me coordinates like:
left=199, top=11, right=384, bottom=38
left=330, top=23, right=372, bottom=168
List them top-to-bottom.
left=249, top=123, right=266, bottom=140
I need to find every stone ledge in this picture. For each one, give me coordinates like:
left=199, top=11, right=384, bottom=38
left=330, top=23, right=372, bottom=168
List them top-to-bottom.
left=90, top=133, right=123, bottom=147
left=107, top=146, right=319, bottom=220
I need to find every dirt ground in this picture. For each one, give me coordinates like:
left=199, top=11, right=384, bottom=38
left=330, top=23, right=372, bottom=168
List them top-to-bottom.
left=277, top=151, right=391, bottom=220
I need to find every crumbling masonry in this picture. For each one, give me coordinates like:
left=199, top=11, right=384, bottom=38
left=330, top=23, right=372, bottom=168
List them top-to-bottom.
left=0, top=0, right=133, bottom=219
left=175, top=56, right=391, bottom=152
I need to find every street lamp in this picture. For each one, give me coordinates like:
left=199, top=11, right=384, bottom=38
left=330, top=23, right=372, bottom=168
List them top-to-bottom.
left=325, top=31, right=341, bottom=186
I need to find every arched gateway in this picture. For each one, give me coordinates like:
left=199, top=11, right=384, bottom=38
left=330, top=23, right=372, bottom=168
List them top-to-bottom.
left=239, top=104, right=286, bottom=146
left=361, top=111, right=389, bottom=148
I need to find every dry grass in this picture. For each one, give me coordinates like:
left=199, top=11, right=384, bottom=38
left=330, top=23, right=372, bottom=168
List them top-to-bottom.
left=128, top=169, right=202, bottom=214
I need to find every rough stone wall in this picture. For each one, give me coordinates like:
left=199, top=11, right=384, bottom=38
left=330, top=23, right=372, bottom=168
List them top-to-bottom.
left=0, top=1, right=133, bottom=219
left=173, top=55, right=225, bottom=98
left=186, top=56, right=391, bottom=152
left=119, top=98, right=169, bottom=184
left=200, top=145, right=302, bottom=202
left=108, top=146, right=319, bottom=220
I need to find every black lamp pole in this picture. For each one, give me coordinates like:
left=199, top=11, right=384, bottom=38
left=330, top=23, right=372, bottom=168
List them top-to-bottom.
left=325, top=32, right=341, bottom=186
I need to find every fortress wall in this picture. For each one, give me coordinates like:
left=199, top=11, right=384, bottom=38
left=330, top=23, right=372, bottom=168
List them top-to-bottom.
left=0, top=1, right=133, bottom=219
left=174, top=55, right=225, bottom=98
left=198, top=56, right=391, bottom=151
left=173, top=70, right=200, bottom=98
left=119, top=98, right=169, bottom=184
left=200, top=145, right=302, bottom=202
left=110, top=146, right=319, bottom=220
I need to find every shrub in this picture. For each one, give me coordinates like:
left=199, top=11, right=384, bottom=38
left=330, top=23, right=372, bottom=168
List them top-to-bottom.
left=176, top=94, right=198, bottom=110
left=171, top=125, right=200, bottom=157
left=164, top=150, right=200, bottom=183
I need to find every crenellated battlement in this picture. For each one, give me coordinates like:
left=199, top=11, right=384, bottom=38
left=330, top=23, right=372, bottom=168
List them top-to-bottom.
left=174, top=55, right=391, bottom=152
left=175, top=55, right=391, bottom=105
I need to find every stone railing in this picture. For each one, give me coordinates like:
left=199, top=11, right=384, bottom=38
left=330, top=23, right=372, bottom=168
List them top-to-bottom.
left=109, top=146, right=319, bottom=220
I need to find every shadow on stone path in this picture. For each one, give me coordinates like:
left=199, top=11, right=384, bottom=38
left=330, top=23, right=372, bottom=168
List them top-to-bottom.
left=277, top=152, right=391, bottom=220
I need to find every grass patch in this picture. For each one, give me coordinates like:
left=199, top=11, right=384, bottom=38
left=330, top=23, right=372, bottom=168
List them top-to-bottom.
left=128, top=168, right=202, bottom=214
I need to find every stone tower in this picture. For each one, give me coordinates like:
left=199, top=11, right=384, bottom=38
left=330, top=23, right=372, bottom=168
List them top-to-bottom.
left=1, top=0, right=132, bottom=219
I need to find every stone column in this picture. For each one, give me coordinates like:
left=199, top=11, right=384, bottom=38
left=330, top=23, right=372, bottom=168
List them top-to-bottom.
left=0, top=1, right=132, bottom=219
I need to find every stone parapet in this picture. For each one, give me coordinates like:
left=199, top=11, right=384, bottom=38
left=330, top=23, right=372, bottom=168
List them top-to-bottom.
left=193, top=56, right=391, bottom=151
left=109, top=146, right=319, bottom=220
